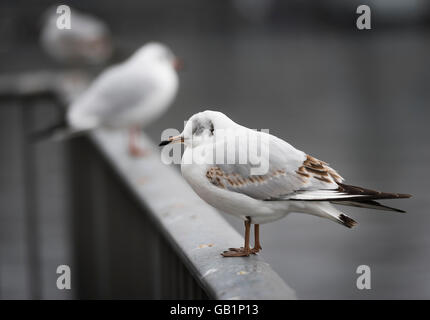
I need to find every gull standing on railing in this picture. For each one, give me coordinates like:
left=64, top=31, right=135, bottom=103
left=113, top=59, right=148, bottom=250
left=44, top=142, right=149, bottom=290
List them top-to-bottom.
left=45, top=42, right=180, bottom=156
left=160, top=110, right=411, bottom=257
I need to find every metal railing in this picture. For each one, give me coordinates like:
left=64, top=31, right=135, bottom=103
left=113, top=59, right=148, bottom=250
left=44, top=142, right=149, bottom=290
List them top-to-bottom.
left=0, top=75, right=295, bottom=299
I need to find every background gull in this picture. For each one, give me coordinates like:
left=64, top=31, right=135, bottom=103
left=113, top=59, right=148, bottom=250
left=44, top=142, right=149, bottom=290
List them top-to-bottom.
left=40, top=6, right=113, bottom=66
left=41, top=42, right=180, bottom=156
left=67, top=42, right=178, bottom=156
left=160, top=110, right=411, bottom=257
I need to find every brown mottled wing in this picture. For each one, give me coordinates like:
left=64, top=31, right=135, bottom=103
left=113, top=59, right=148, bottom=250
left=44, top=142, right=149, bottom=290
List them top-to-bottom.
left=204, top=132, right=343, bottom=200
left=204, top=133, right=411, bottom=203
left=294, top=155, right=343, bottom=186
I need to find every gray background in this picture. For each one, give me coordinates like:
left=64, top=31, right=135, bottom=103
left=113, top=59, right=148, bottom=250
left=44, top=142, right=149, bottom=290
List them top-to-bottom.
left=1, top=0, right=429, bottom=299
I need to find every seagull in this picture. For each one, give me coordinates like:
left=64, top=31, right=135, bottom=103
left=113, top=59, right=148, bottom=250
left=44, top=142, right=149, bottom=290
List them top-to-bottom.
left=40, top=6, right=113, bottom=65
left=63, top=42, right=180, bottom=156
left=159, top=110, right=411, bottom=257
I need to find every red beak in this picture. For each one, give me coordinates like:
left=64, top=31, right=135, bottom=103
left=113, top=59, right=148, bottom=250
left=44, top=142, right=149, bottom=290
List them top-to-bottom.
left=173, top=58, right=184, bottom=71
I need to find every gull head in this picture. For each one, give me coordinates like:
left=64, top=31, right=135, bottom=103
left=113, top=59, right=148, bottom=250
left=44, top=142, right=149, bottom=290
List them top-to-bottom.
left=132, top=42, right=181, bottom=70
left=159, top=110, right=236, bottom=148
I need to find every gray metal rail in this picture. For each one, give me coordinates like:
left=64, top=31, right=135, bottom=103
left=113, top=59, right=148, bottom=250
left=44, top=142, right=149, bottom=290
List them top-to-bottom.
left=0, top=72, right=295, bottom=299
left=85, top=129, right=296, bottom=299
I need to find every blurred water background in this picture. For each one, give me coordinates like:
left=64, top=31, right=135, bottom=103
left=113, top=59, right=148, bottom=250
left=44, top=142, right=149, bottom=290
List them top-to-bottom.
left=1, top=0, right=429, bottom=299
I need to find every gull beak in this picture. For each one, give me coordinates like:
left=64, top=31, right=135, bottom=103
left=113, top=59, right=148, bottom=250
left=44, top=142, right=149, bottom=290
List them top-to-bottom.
left=173, top=57, right=184, bottom=71
left=159, top=135, right=184, bottom=146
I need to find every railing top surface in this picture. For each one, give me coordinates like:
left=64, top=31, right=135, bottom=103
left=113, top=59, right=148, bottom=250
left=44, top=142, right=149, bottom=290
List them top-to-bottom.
left=90, top=129, right=296, bottom=300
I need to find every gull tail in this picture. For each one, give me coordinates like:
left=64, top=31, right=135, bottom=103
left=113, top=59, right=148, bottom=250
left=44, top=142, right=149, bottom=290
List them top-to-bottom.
left=30, top=119, right=89, bottom=142
left=296, top=201, right=358, bottom=228
left=320, top=203, right=357, bottom=228
left=337, top=213, right=357, bottom=228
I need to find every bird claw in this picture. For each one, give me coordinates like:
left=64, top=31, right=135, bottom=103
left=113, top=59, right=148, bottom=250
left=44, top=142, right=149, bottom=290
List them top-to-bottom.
left=128, top=146, right=149, bottom=157
left=253, top=245, right=262, bottom=252
left=222, top=247, right=261, bottom=257
left=222, top=248, right=251, bottom=257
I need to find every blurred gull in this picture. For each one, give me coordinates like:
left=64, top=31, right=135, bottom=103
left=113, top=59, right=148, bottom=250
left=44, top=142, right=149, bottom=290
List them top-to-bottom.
left=40, top=6, right=113, bottom=65
left=64, top=42, right=179, bottom=156
left=160, top=111, right=411, bottom=257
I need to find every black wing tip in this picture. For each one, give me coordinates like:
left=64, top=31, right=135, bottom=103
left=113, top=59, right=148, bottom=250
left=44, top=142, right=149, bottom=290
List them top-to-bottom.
left=28, top=119, right=69, bottom=143
left=159, top=140, right=170, bottom=147
left=338, top=183, right=412, bottom=200
left=398, top=193, right=412, bottom=199
left=333, top=199, right=408, bottom=213
left=378, top=203, right=407, bottom=213
left=339, top=214, right=358, bottom=228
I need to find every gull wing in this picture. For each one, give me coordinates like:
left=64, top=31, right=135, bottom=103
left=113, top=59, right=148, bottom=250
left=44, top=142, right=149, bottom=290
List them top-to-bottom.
left=70, top=62, right=157, bottom=124
left=205, top=130, right=343, bottom=200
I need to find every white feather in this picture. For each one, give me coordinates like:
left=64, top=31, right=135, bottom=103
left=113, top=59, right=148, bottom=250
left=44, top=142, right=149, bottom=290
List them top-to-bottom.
left=67, top=42, right=178, bottom=131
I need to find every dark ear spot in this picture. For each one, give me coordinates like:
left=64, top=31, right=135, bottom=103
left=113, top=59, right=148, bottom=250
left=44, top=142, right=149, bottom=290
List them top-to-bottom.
left=192, top=119, right=214, bottom=136
left=192, top=119, right=204, bottom=135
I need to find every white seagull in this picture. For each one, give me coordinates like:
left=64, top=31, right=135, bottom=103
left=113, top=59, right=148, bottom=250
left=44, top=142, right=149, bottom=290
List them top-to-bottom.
left=40, top=6, right=113, bottom=65
left=66, top=42, right=180, bottom=156
left=160, top=110, right=411, bottom=257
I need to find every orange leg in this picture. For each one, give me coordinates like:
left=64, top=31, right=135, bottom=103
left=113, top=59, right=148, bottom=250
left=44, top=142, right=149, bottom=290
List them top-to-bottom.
left=128, top=126, right=147, bottom=157
left=222, top=220, right=251, bottom=257
left=252, top=224, right=262, bottom=253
